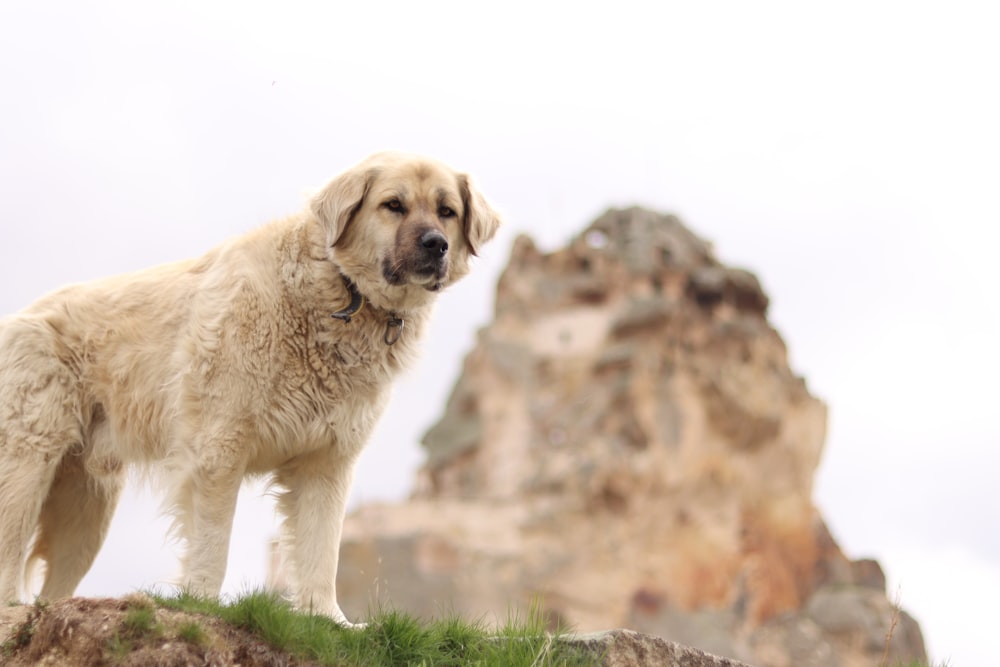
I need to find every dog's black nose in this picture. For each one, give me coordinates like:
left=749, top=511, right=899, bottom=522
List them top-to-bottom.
left=420, top=230, right=449, bottom=255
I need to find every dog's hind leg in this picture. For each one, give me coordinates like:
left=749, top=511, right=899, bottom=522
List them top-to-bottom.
left=0, top=325, right=84, bottom=603
left=32, top=428, right=125, bottom=599
left=0, top=449, right=61, bottom=603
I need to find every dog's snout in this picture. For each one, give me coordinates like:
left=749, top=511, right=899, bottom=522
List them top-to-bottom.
left=420, top=230, right=449, bottom=255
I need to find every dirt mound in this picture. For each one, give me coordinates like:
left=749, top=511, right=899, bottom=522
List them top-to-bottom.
left=0, top=595, right=310, bottom=667
left=0, top=595, right=752, bottom=666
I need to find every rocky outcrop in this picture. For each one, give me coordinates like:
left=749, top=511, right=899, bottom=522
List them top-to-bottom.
left=334, top=208, right=927, bottom=666
left=569, top=629, right=752, bottom=667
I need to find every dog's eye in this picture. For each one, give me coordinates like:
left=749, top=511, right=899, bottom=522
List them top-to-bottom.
left=383, top=199, right=405, bottom=214
left=438, top=206, right=456, bottom=219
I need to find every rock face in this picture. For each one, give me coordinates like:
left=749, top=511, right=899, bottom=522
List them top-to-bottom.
left=335, top=208, right=927, bottom=666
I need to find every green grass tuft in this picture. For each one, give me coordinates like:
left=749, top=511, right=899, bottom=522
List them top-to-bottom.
left=145, top=589, right=595, bottom=666
left=106, top=594, right=165, bottom=661
left=1, top=598, right=47, bottom=656
left=121, top=605, right=160, bottom=639
left=175, top=619, right=207, bottom=646
left=105, top=633, right=132, bottom=663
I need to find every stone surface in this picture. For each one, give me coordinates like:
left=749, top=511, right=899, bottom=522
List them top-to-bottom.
left=329, top=207, right=927, bottom=667
left=568, top=629, right=753, bottom=667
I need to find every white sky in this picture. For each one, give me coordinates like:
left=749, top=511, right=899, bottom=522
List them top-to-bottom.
left=1, top=1, right=998, bottom=664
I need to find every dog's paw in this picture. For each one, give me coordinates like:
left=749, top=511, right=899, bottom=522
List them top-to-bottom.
left=295, top=597, right=365, bottom=628
left=331, top=612, right=366, bottom=630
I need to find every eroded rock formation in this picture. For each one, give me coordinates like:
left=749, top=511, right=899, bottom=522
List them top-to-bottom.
left=334, top=208, right=926, bottom=667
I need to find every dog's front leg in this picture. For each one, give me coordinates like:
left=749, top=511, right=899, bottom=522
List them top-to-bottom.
left=174, top=447, right=246, bottom=599
left=274, top=448, right=360, bottom=627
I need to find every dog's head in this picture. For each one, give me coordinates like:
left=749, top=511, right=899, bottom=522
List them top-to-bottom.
left=310, top=152, right=501, bottom=310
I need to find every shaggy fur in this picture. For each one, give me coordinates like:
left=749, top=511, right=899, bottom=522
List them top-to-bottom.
left=0, top=152, right=500, bottom=626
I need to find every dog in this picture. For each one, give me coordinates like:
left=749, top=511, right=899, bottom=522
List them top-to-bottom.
left=0, top=152, right=501, bottom=626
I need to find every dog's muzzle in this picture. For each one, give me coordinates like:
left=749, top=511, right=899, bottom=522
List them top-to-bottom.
left=382, top=228, right=451, bottom=290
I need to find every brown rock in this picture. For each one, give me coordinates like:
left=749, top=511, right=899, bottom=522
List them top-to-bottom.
left=327, top=207, right=927, bottom=667
left=850, top=558, right=887, bottom=591
left=568, top=629, right=754, bottom=667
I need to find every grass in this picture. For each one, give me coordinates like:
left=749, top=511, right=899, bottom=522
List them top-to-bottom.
left=148, top=589, right=596, bottom=666
left=107, top=594, right=165, bottom=661
left=0, top=598, right=47, bottom=656
left=121, top=603, right=160, bottom=638
left=175, top=618, right=207, bottom=645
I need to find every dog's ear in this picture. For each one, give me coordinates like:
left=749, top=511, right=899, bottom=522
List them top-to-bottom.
left=310, top=165, right=377, bottom=247
left=459, top=174, right=502, bottom=256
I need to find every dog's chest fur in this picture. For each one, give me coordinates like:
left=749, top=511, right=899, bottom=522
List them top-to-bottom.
left=214, top=272, right=424, bottom=469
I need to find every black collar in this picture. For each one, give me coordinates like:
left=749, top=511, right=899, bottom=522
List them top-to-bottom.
left=330, top=275, right=404, bottom=345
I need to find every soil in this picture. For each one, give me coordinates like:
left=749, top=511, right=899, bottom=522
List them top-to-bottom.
left=0, top=594, right=317, bottom=667
left=0, top=595, right=752, bottom=666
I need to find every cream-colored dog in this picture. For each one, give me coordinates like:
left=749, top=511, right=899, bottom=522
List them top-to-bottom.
left=0, top=152, right=500, bottom=626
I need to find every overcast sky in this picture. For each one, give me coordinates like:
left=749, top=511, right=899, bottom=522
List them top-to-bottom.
left=1, top=1, right=997, bottom=664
